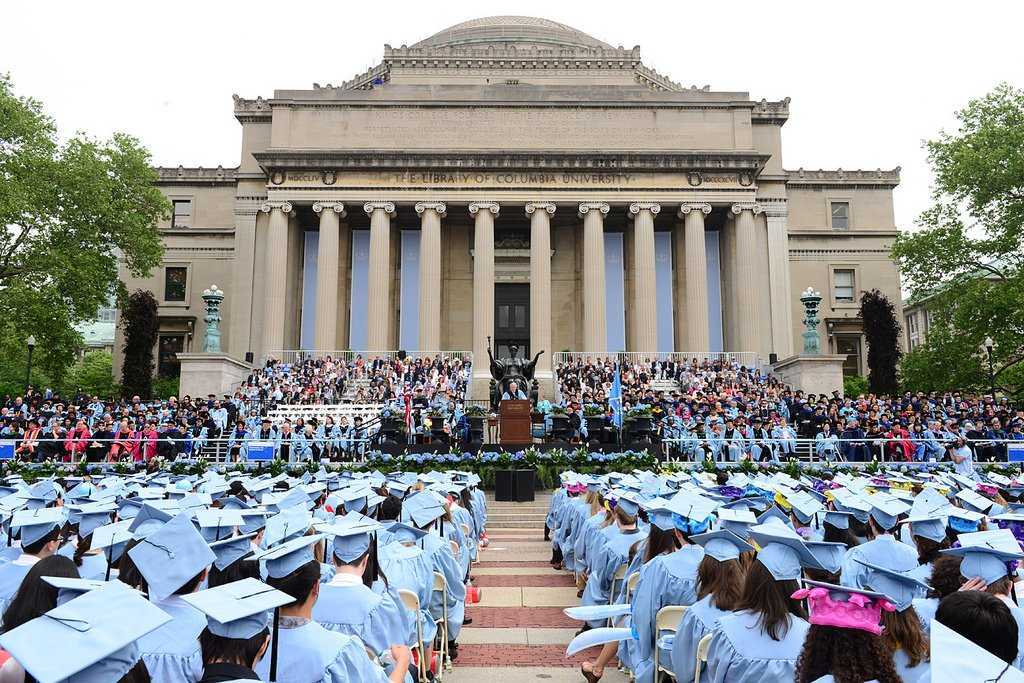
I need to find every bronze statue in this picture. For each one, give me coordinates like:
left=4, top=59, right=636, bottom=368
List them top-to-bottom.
left=487, top=336, right=543, bottom=406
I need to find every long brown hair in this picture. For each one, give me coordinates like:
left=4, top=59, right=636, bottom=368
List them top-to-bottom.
left=612, top=505, right=636, bottom=527
left=643, top=526, right=681, bottom=564
left=913, top=535, right=949, bottom=565
left=696, top=554, right=745, bottom=611
left=735, top=560, right=807, bottom=641
left=880, top=608, right=929, bottom=668
left=795, top=625, right=901, bottom=683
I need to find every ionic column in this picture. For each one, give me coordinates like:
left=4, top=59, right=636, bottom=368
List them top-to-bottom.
left=259, top=201, right=292, bottom=358
left=363, top=201, right=396, bottom=350
left=765, top=201, right=794, bottom=358
left=312, top=202, right=345, bottom=351
left=415, top=202, right=446, bottom=351
left=469, top=202, right=499, bottom=396
left=526, top=202, right=555, bottom=380
left=578, top=202, right=609, bottom=352
left=628, top=202, right=660, bottom=353
left=731, top=202, right=763, bottom=353
left=679, top=203, right=712, bottom=350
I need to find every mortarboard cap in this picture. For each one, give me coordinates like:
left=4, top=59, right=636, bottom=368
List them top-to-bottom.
left=12, top=507, right=66, bottom=547
left=262, top=507, right=312, bottom=548
left=196, top=509, right=245, bottom=543
left=128, top=512, right=216, bottom=601
left=385, top=522, right=428, bottom=544
left=748, top=522, right=824, bottom=580
left=691, top=529, right=753, bottom=561
left=210, top=533, right=258, bottom=571
left=251, top=533, right=325, bottom=579
left=806, top=541, right=847, bottom=575
left=855, top=558, right=931, bottom=611
left=183, top=578, right=292, bottom=639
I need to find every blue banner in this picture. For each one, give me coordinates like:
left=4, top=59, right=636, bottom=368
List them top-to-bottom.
left=609, top=367, right=623, bottom=429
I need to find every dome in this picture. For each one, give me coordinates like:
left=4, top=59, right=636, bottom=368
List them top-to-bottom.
left=412, top=16, right=613, bottom=51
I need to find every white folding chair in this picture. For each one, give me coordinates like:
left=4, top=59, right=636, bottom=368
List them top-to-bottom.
left=608, top=563, right=629, bottom=606
left=625, top=570, right=641, bottom=603
left=432, top=571, right=451, bottom=678
left=398, top=588, right=426, bottom=682
left=652, top=605, right=687, bottom=680
left=694, top=632, right=713, bottom=683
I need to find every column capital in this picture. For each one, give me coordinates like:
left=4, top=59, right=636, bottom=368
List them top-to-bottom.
left=758, top=197, right=789, bottom=218
left=259, top=200, right=293, bottom=215
left=363, top=201, right=396, bottom=217
left=414, top=201, right=447, bottom=218
left=468, top=201, right=500, bottom=217
left=312, top=202, right=346, bottom=217
left=525, top=202, right=556, bottom=217
left=577, top=202, right=609, bottom=218
left=628, top=202, right=661, bottom=218
left=678, top=202, right=712, bottom=218
left=730, top=202, right=764, bottom=216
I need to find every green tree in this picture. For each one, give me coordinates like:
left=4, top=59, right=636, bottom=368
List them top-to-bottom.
left=0, top=74, right=167, bottom=381
left=892, top=83, right=1024, bottom=396
left=859, top=289, right=902, bottom=395
left=120, top=290, right=158, bottom=398
left=62, top=350, right=117, bottom=398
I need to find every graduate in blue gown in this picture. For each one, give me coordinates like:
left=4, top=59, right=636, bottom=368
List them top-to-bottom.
left=578, top=493, right=647, bottom=628
left=840, top=495, right=918, bottom=591
left=0, top=508, right=66, bottom=615
left=129, top=512, right=217, bottom=683
left=313, top=519, right=415, bottom=681
left=704, top=522, right=821, bottom=683
left=378, top=523, right=440, bottom=652
left=671, top=530, right=752, bottom=683
left=253, top=534, right=412, bottom=683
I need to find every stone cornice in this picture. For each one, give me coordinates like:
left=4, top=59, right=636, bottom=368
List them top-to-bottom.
left=232, top=94, right=272, bottom=122
left=750, top=97, right=790, bottom=125
left=253, top=150, right=770, bottom=175
left=155, top=166, right=238, bottom=185
left=785, top=167, right=901, bottom=188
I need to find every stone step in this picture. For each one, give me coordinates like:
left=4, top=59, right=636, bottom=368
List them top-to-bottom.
left=487, top=506, right=551, bottom=514
left=487, top=513, right=547, bottom=522
left=487, top=521, right=546, bottom=529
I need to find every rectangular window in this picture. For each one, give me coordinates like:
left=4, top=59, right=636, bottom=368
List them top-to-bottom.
left=171, top=200, right=192, bottom=228
left=830, top=202, right=850, bottom=229
left=164, top=266, right=187, bottom=302
left=833, top=269, right=855, bottom=304
left=906, top=314, right=918, bottom=335
left=158, top=334, right=185, bottom=377
left=836, top=336, right=861, bottom=377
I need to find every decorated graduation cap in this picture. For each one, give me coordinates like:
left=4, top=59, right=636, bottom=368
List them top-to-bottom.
left=664, top=491, right=717, bottom=535
left=12, top=507, right=66, bottom=546
left=948, top=507, right=986, bottom=533
left=196, top=508, right=245, bottom=542
left=128, top=512, right=217, bottom=601
left=748, top=522, right=824, bottom=580
left=691, top=529, right=753, bottom=561
left=941, top=529, right=1024, bottom=584
left=210, top=532, right=258, bottom=571
left=251, top=533, right=326, bottom=579
left=855, top=558, right=931, bottom=611
left=183, top=578, right=292, bottom=639
left=791, top=580, right=896, bottom=636
left=0, top=582, right=171, bottom=683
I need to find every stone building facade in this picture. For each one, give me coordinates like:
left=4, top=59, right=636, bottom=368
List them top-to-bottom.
left=115, top=16, right=904, bottom=393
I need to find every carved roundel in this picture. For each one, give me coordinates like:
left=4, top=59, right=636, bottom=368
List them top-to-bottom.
left=270, top=170, right=285, bottom=186
left=322, top=170, right=337, bottom=186
left=687, top=172, right=703, bottom=187
left=739, top=172, right=754, bottom=187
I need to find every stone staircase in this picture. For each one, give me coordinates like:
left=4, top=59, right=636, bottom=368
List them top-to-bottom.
left=485, top=492, right=553, bottom=529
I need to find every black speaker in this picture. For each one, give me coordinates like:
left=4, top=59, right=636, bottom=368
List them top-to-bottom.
left=245, top=352, right=254, bottom=363
left=494, top=469, right=513, bottom=502
left=512, top=469, right=535, bottom=502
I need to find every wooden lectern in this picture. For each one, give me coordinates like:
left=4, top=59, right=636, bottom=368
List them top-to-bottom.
left=499, top=399, right=532, bottom=444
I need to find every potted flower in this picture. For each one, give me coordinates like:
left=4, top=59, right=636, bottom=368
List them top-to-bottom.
left=583, top=404, right=606, bottom=438
left=464, top=405, right=488, bottom=442
left=549, top=405, right=571, bottom=439
left=624, top=405, right=654, bottom=441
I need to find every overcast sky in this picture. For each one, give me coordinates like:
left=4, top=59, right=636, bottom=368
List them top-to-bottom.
left=3, top=0, right=1022, bottom=229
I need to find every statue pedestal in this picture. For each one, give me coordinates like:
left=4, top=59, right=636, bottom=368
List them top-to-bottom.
left=178, top=353, right=252, bottom=398
left=771, top=354, right=847, bottom=397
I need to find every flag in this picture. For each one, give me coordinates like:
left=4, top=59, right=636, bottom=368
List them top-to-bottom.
left=609, top=366, right=623, bottom=429
left=404, top=390, right=413, bottom=433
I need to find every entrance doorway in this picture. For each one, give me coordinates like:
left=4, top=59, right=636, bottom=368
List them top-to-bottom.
left=494, top=283, right=529, bottom=359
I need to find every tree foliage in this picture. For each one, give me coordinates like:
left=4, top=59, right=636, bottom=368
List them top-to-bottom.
left=0, top=74, right=167, bottom=376
left=892, top=83, right=1024, bottom=396
left=120, top=290, right=158, bottom=398
left=859, top=290, right=902, bottom=395
left=63, top=351, right=117, bottom=398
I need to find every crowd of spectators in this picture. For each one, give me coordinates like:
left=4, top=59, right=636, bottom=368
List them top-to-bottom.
left=553, top=356, right=1023, bottom=463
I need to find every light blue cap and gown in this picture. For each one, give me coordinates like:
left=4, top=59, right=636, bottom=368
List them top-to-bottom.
left=401, top=493, right=468, bottom=639
left=839, top=494, right=918, bottom=591
left=0, top=507, right=67, bottom=613
left=195, top=508, right=245, bottom=542
left=129, top=512, right=216, bottom=683
left=312, top=520, right=415, bottom=673
left=378, top=522, right=439, bottom=645
left=702, top=522, right=820, bottom=683
left=671, top=530, right=754, bottom=683
left=250, top=535, right=395, bottom=683
left=0, top=581, right=170, bottom=683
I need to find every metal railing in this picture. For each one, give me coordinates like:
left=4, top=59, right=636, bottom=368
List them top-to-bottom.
left=552, top=351, right=762, bottom=369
